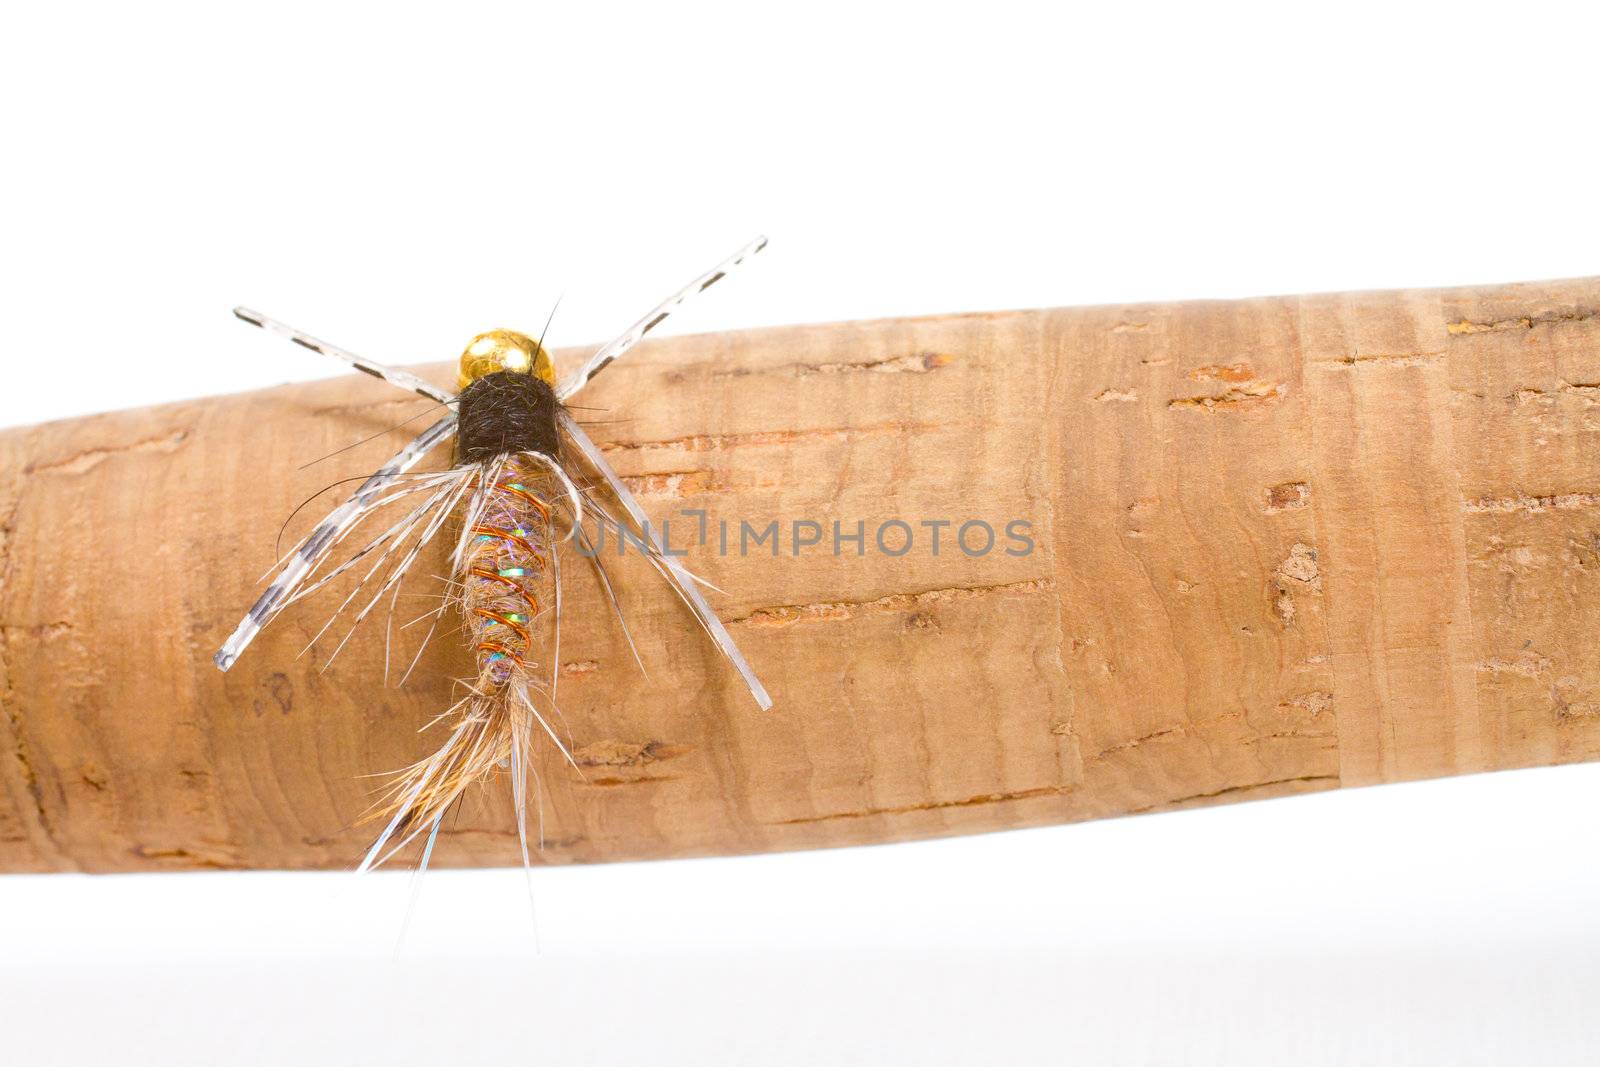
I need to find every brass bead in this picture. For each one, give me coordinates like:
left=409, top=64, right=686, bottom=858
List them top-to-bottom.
left=457, top=329, right=556, bottom=390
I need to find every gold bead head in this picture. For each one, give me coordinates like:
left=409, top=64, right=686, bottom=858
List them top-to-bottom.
left=457, top=329, right=556, bottom=390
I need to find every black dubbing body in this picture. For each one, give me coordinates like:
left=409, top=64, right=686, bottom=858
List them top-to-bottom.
left=456, top=371, right=562, bottom=464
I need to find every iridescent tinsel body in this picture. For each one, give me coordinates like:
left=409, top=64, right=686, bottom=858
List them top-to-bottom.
left=461, top=457, right=556, bottom=688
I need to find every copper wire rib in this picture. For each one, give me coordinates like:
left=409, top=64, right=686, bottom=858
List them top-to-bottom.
left=463, top=465, right=554, bottom=677
left=493, top=480, right=551, bottom=519
left=470, top=524, right=540, bottom=558
left=467, top=567, right=541, bottom=613
left=472, top=608, right=531, bottom=646
left=474, top=641, right=524, bottom=666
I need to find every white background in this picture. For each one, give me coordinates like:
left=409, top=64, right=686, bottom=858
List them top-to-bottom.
left=3, top=3, right=1599, bottom=1063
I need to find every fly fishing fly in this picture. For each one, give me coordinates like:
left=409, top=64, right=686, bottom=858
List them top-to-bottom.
left=214, top=238, right=773, bottom=872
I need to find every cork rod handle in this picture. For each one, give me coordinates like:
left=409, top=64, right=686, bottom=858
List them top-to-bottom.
left=2, top=276, right=1598, bottom=872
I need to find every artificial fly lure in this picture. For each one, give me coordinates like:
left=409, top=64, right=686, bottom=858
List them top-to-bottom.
left=214, top=237, right=773, bottom=872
